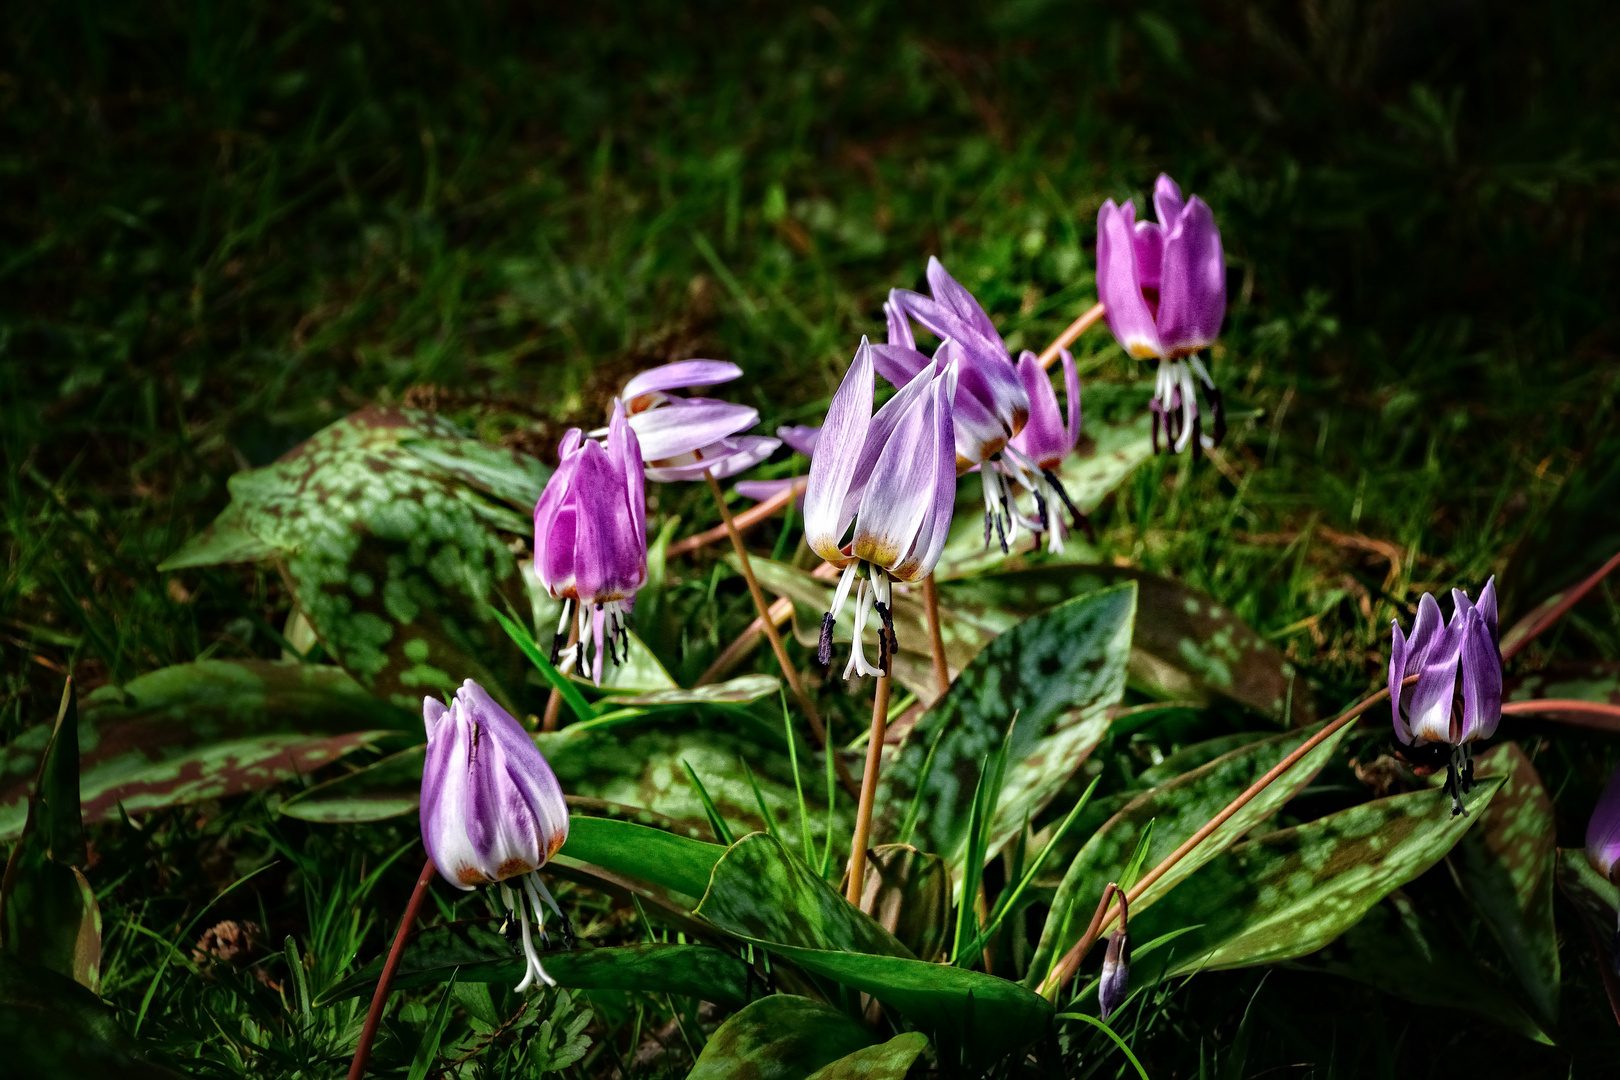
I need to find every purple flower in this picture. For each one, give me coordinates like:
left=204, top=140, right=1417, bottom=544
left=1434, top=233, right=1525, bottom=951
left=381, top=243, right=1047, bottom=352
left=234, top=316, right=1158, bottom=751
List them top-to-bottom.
left=1097, top=175, right=1227, bottom=454
left=880, top=258, right=1037, bottom=552
left=804, top=338, right=958, bottom=677
left=1008, top=347, right=1088, bottom=552
left=620, top=360, right=781, bottom=480
left=534, top=400, right=648, bottom=684
left=734, top=425, right=820, bottom=505
left=1388, top=578, right=1502, bottom=816
left=421, top=680, right=570, bottom=991
left=1587, top=765, right=1620, bottom=885
left=1098, top=927, right=1131, bottom=1022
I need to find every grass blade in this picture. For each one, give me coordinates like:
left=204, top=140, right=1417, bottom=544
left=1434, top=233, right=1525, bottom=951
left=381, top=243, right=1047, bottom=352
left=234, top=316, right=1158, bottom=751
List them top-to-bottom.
left=490, top=605, right=594, bottom=724
left=681, top=759, right=735, bottom=845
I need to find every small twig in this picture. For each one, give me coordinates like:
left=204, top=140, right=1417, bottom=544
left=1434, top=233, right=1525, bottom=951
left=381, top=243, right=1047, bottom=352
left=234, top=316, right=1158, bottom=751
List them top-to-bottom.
left=1037, top=302, right=1107, bottom=369
left=667, top=477, right=807, bottom=557
left=922, top=573, right=950, bottom=699
left=845, top=674, right=892, bottom=904
left=1501, top=698, right=1620, bottom=730
left=348, top=858, right=436, bottom=1080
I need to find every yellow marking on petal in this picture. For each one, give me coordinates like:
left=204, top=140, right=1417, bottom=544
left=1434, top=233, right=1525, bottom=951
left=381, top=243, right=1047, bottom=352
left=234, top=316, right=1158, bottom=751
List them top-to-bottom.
left=1128, top=343, right=1161, bottom=360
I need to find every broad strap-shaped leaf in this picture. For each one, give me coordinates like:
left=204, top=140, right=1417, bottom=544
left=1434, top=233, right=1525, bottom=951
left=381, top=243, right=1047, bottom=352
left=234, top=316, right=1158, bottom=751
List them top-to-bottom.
left=161, top=407, right=539, bottom=710
left=932, top=411, right=1153, bottom=580
left=941, top=566, right=1309, bottom=722
left=879, top=584, right=1135, bottom=869
left=581, top=628, right=678, bottom=692
left=0, top=660, right=413, bottom=839
left=599, top=674, right=780, bottom=707
left=1027, top=721, right=1352, bottom=986
left=1447, top=742, right=1559, bottom=1025
left=279, top=744, right=427, bottom=823
left=1127, top=779, right=1501, bottom=980
left=561, top=815, right=724, bottom=902
left=696, top=833, right=913, bottom=957
left=858, top=845, right=949, bottom=963
left=1287, top=893, right=1553, bottom=1044
left=319, top=922, right=753, bottom=1006
left=759, top=942, right=1052, bottom=1064
left=0, top=953, right=181, bottom=1078
left=687, top=995, right=876, bottom=1080
left=803, top=1033, right=930, bottom=1080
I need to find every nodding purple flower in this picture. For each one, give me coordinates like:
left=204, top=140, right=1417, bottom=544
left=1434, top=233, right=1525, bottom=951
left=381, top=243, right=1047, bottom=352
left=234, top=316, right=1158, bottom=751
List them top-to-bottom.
left=1096, top=175, right=1227, bottom=455
left=878, top=258, right=1037, bottom=553
left=804, top=338, right=957, bottom=678
left=1008, top=347, right=1089, bottom=553
left=619, top=360, right=782, bottom=481
left=533, top=401, right=648, bottom=685
left=733, top=425, right=820, bottom=506
left=1388, top=578, right=1502, bottom=816
left=421, top=680, right=571, bottom=992
left=1586, top=765, right=1620, bottom=971
left=1098, top=889, right=1130, bottom=1022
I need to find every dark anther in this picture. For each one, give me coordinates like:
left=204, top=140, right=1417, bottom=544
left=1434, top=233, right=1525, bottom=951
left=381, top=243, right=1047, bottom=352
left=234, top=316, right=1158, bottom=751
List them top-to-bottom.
left=1044, top=469, right=1094, bottom=541
left=1032, top=488, right=1049, bottom=529
left=982, top=510, right=992, bottom=548
left=993, top=510, right=1009, bottom=554
left=875, top=601, right=899, bottom=674
left=818, top=612, right=836, bottom=667
left=549, top=632, right=564, bottom=667
left=559, top=910, right=578, bottom=951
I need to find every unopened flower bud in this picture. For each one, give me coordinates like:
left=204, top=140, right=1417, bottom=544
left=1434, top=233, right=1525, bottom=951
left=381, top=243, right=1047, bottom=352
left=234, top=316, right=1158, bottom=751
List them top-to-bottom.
left=1099, top=927, right=1131, bottom=1023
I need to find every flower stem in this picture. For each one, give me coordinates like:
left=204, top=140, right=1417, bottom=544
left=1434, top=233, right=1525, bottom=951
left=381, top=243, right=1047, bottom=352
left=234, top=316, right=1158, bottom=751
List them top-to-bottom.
left=1037, top=301, right=1106, bottom=370
left=704, top=471, right=849, bottom=793
left=668, top=476, right=808, bottom=557
left=1500, top=548, right=1620, bottom=660
left=922, top=573, right=950, bottom=698
left=845, top=673, right=892, bottom=904
left=1040, top=679, right=1407, bottom=999
left=348, top=858, right=436, bottom=1080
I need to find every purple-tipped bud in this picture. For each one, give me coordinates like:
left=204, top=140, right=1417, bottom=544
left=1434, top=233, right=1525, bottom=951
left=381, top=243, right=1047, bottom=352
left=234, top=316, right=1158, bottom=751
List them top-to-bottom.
left=619, top=360, right=782, bottom=481
left=421, top=681, right=569, bottom=890
left=1587, top=765, right=1620, bottom=885
left=1099, top=928, right=1131, bottom=1022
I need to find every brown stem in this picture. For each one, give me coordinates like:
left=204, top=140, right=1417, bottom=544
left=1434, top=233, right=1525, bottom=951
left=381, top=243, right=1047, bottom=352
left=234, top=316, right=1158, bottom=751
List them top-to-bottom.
left=1037, top=301, right=1107, bottom=370
left=704, top=472, right=840, bottom=770
left=668, top=476, right=807, bottom=557
left=1500, top=548, right=1620, bottom=661
left=922, top=573, right=950, bottom=699
left=540, top=618, right=581, bottom=733
left=845, top=673, right=892, bottom=904
left=1040, top=678, right=1408, bottom=999
left=1500, top=698, right=1620, bottom=730
left=348, top=858, right=436, bottom=1080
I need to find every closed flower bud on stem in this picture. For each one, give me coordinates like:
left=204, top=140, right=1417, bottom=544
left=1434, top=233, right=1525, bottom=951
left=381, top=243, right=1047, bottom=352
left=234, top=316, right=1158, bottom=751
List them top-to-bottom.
left=1098, top=888, right=1130, bottom=1022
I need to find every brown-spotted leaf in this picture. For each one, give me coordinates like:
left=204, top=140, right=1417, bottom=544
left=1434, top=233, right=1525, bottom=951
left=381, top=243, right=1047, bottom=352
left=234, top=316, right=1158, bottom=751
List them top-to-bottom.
left=858, top=845, right=949, bottom=963
left=688, top=996, right=876, bottom=1080
left=803, top=1032, right=930, bottom=1080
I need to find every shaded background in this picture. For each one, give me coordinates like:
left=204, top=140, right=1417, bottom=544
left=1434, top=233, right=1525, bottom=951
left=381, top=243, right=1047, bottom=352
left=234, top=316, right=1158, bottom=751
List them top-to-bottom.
left=4, top=1, right=1620, bottom=1075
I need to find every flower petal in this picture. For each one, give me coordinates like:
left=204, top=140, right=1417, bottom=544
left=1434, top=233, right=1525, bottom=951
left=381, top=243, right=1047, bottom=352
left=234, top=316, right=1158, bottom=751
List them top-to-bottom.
left=1152, top=173, right=1185, bottom=228
left=1156, top=195, right=1226, bottom=357
left=1096, top=199, right=1163, bottom=360
left=925, top=256, right=1005, bottom=349
left=885, top=296, right=916, bottom=351
left=805, top=338, right=875, bottom=562
left=871, top=343, right=932, bottom=390
left=1010, top=349, right=1070, bottom=467
left=622, top=360, right=742, bottom=403
left=890, top=363, right=959, bottom=581
left=853, top=374, right=942, bottom=570
left=629, top=399, right=760, bottom=461
left=607, top=400, right=646, bottom=545
left=777, top=424, right=820, bottom=457
left=643, top=435, right=781, bottom=481
left=572, top=439, right=646, bottom=602
left=734, top=478, right=801, bottom=502
left=1476, top=576, right=1499, bottom=648
left=1455, top=605, right=1502, bottom=743
left=1405, top=614, right=1461, bottom=745
left=1388, top=621, right=1412, bottom=744
left=460, top=680, right=570, bottom=865
left=424, top=696, right=448, bottom=741
left=421, top=699, right=482, bottom=889
left=1587, top=765, right=1620, bottom=883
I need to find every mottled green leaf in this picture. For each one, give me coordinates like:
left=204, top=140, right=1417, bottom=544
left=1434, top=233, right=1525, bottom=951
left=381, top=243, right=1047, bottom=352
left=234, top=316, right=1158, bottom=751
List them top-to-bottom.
left=932, top=412, right=1153, bottom=581
left=398, top=435, right=552, bottom=512
left=155, top=501, right=278, bottom=571
left=941, top=566, right=1309, bottom=722
left=878, top=585, right=1135, bottom=871
left=587, top=629, right=679, bottom=692
left=0, top=660, right=413, bottom=839
left=1507, top=661, right=1620, bottom=720
left=600, top=674, right=780, bottom=708
left=1027, top=722, right=1353, bottom=986
left=1448, top=742, right=1559, bottom=1024
left=278, top=744, right=427, bottom=823
left=1129, top=779, right=1501, bottom=979
left=562, top=815, right=724, bottom=902
left=696, top=833, right=912, bottom=958
left=857, top=845, right=949, bottom=963
left=1554, top=846, right=1616, bottom=931
left=1288, top=893, right=1553, bottom=1044
left=320, top=922, right=753, bottom=1006
left=759, top=942, right=1051, bottom=1062
left=0, top=954, right=181, bottom=1078
left=687, top=995, right=876, bottom=1080
left=803, top=1032, right=929, bottom=1080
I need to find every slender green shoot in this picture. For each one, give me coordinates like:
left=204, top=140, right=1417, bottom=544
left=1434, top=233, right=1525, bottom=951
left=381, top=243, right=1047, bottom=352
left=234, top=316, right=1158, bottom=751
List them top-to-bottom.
left=782, top=690, right=815, bottom=861
left=897, top=720, right=950, bottom=848
left=738, top=754, right=783, bottom=844
left=681, top=759, right=735, bottom=845
left=1055, top=1012, right=1152, bottom=1080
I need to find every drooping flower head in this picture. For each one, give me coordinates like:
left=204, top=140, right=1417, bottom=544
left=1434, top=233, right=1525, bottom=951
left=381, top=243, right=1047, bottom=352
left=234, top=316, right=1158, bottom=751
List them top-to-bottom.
left=1096, top=175, right=1227, bottom=454
left=878, top=258, right=1038, bottom=552
left=804, top=338, right=958, bottom=678
left=1008, top=347, right=1089, bottom=553
left=620, top=360, right=781, bottom=481
left=534, top=400, right=648, bottom=684
left=1388, top=578, right=1502, bottom=816
left=421, top=680, right=570, bottom=991
left=1098, top=890, right=1131, bottom=1023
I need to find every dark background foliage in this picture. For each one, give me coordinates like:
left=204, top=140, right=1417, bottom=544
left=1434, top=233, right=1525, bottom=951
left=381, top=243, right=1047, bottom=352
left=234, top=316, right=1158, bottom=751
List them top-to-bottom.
left=3, top=1, right=1619, bottom=1076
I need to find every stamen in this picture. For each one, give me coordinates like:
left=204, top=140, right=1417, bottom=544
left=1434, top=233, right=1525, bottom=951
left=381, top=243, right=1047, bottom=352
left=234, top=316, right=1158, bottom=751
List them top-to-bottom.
left=550, top=599, right=573, bottom=665
left=818, top=613, right=836, bottom=666
left=513, top=888, right=546, bottom=992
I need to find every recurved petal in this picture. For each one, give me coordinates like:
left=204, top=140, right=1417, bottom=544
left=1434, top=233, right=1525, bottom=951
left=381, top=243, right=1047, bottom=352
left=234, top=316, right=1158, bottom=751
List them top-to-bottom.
left=1152, top=173, right=1185, bottom=227
left=1156, top=195, right=1226, bottom=357
left=1096, top=200, right=1163, bottom=360
left=925, top=256, right=1004, bottom=348
left=884, top=296, right=916, bottom=351
left=804, top=339, right=875, bottom=562
left=871, top=343, right=932, bottom=390
left=1010, top=349, right=1068, bottom=466
left=621, top=360, right=743, bottom=403
left=629, top=398, right=761, bottom=461
left=643, top=435, right=781, bottom=481
left=1476, top=576, right=1500, bottom=647
left=1456, top=606, right=1503, bottom=743
left=1405, top=617, right=1461, bottom=744
left=1388, top=622, right=1412, bottom=744
left=1586, top=765, right=1620, bottom=883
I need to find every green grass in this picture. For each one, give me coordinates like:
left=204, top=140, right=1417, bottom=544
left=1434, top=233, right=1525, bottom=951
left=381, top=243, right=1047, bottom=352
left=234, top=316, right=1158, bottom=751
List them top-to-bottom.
left=5, top=1, right=1620, bottom=1076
